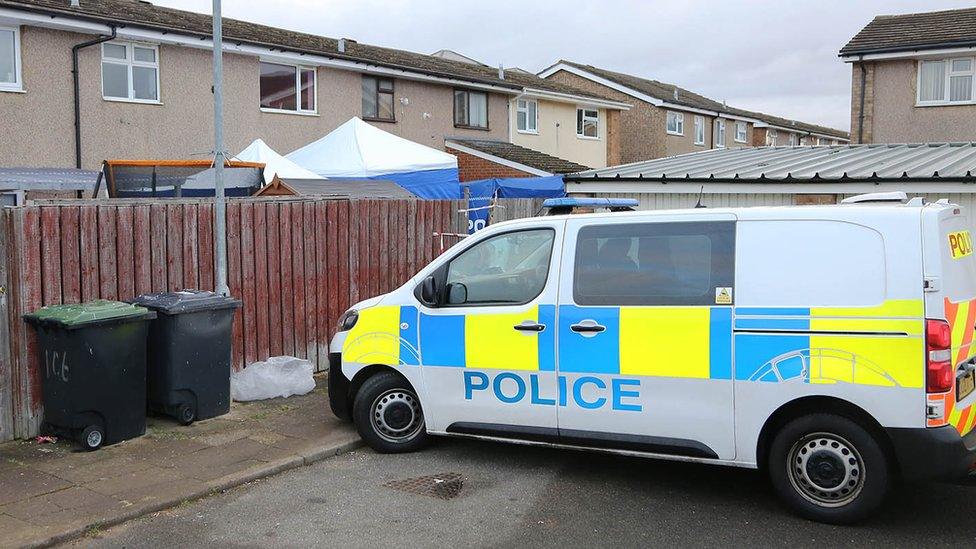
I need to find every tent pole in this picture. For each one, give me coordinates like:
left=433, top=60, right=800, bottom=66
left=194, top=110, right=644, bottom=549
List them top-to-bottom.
left=212, top=0, right=229, bottom=296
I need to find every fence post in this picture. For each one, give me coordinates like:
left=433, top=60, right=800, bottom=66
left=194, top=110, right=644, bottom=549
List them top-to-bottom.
left=0, top=209, right=12, bottom=441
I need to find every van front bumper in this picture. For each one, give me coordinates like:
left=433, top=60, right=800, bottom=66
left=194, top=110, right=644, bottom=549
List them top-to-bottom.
left=327, top=352, right=352, bottom=421
left=886, top=425, right=976, bottom=482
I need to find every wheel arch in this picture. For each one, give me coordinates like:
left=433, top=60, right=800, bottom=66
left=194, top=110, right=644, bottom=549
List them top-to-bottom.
left=346, top=364, right=416, bottom=416
left=755, top=395, right=896, bottom=473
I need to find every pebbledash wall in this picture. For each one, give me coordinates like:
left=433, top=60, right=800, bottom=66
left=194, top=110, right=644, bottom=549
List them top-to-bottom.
left=0, top=25, right=510, bottom=170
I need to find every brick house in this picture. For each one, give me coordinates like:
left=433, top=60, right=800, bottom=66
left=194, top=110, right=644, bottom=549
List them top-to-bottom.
left=0, top=0, right=620, bottom=179
left=841, top=7, right=976, bottom=144
left=539, top=61, right=849, bottom=164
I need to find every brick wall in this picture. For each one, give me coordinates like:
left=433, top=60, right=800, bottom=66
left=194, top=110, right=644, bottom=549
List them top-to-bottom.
left=849, top=61, right=876, bottom=144
left=450, top=150, right=534, bottom=182
left=794, top=194, right=837, bottom=205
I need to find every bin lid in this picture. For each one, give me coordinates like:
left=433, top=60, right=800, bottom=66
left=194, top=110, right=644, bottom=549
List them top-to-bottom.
left=130, top=290, right=242, bottom=314
left=24, top=300, right=153, bottom=328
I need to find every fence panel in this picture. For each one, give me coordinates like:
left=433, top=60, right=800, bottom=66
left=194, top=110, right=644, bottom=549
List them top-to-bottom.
left=0, top=197, right=467, bottom=439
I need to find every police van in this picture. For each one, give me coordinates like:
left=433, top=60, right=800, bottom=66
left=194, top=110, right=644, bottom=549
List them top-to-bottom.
left=328, top=194, right=976, bottom=523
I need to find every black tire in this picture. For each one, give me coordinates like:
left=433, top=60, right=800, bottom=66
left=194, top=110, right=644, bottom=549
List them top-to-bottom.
left=352, top=371, right=429, bottom=453
left=177, top=404, right=196, bottom=426
left=768, top=413, right=890, bottom=524
left=80, top=425, right=104, bottom=452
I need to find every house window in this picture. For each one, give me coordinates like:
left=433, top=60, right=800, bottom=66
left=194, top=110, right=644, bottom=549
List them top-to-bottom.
left=0, top=26, right=21, bottom=92
left=101, top=42, right=159, bottom=102
left=918, top=57, right=976, bottom=104
left=260, top=62, right=316, bottom=113
left=362, top=76, right=394, bottom=121
left=454, top=89, right=488, bottom=129
left=516, top=99, right=538, bottom=133
left=577, top=107, right=599, bottom=138
left=666, top=111, right=684, bottom=135
left=693, top=115, right=705, bottom=145
left=715, top=119, right=726, bottom=148
left=735, top=121, right=747, bottom=143
left=766, top=129, right=777, bottom=146
left=788, top=133, right=797, bottom=146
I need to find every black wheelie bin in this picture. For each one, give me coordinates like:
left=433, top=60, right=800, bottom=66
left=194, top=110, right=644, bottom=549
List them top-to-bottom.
left=130, top=290, right=241, bottom=425
left=23, top=300, right=156, bottom=451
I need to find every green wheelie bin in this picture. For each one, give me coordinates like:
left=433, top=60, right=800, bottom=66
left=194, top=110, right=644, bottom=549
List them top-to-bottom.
left=24, top=300, right=155, bottom=451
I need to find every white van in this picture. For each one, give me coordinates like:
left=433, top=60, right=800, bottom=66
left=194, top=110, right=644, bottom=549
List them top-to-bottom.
left=328, top=194, right=976, bottom=524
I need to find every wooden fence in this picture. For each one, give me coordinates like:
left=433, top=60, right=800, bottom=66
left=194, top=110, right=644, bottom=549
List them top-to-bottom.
left=0, top=196, right=490, bottom=441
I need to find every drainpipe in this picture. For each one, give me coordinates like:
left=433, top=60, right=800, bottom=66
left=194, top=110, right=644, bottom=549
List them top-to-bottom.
left=72, top=26, right=117, bottom=169
left=857, top=56, right=867, bottom=144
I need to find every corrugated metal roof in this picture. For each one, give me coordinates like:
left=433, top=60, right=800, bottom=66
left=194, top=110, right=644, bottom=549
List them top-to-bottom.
left=570, top=143, right=976, bottom=182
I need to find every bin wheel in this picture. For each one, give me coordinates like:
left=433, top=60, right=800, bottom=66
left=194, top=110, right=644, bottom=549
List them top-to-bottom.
left=177, top=404, right=196, bottom=426
left=80, top=425, right=104, bottom=451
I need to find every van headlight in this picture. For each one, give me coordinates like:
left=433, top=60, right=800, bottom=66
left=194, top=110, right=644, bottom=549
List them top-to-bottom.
left=336, top=309, right=359, bottom=332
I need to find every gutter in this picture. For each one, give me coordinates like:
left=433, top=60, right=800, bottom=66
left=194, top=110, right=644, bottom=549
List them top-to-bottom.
left=72, top=25, right=116, bottom=169
left=839, top=39, right=976, bottom=59
left=561, top=174, right=976, bottom=184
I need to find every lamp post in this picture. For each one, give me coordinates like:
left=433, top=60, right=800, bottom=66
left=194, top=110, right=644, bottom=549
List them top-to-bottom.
left=212, top=0, right=229, bottom=296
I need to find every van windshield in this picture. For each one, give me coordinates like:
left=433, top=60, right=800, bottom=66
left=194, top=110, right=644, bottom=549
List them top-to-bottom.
left=940, top=216, right=976, bottom=303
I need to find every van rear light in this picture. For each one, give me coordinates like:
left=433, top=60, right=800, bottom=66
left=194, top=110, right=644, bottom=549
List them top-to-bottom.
left=926, top=319, right=953, bottom=393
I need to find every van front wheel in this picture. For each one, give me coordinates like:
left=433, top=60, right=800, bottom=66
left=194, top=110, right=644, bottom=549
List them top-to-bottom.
left=352, top=371, right=429, bottom=453
left=768, top=413, right=890, bottom=524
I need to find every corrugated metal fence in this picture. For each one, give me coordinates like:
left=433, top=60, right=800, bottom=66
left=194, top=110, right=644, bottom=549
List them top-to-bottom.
left=0, top=196, right=539, bottom=441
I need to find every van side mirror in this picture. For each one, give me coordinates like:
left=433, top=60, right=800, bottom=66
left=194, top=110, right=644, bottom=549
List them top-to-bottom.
left=420, top=275, right=438, bottom=306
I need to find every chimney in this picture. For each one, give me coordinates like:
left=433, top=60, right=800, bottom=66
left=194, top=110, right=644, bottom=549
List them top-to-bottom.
left=338, top=38, right=346, bottom=53
left=498, top=63, right=504, bottom=80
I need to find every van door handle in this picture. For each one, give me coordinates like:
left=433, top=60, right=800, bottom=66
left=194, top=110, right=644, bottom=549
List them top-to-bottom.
left=570, top=320, right=606, bottom=335
left=514, top=321, right=546, bottom=333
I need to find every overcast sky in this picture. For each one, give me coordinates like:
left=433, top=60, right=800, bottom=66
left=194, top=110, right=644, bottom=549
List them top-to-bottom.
left=155, top=0, right=975, bottom=131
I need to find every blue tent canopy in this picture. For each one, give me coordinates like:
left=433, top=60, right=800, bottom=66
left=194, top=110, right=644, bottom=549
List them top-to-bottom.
left=465, top=175, right=566, bottom=232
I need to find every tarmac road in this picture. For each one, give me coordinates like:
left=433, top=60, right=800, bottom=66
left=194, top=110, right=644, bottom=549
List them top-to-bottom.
left=69, top=437, right=976, bottom=548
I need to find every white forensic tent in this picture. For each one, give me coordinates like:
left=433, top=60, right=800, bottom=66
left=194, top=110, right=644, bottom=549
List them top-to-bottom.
left=286, top=117, right=461, bottom=199
left=236, top=139, right=324, bottom=184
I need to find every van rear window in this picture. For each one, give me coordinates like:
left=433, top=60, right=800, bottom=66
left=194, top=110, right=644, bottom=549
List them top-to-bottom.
left=573, top=221, right=735, bottom=306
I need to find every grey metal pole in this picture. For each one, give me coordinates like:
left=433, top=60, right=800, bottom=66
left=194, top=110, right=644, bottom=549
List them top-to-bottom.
left=212, top=0, right=229, bottom=296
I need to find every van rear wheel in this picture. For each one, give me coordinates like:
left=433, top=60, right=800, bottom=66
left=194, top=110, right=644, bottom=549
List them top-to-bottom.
left=352, top=371, right=429, bottom=453
left=768, top=413, right=890, bottom=524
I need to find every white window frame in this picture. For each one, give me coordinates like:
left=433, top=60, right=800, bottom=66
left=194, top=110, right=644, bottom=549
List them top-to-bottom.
left=0, top=25, right=23, bottom=93
left=101, top=41, right=161, bottom=104
left=917, top=56, right=976, bottom=106
left=259, top=61, right=318, bottom=115
left=516, top=98, right=538, bottom=134
left=576, top=107, right=599, bottom=139
left=666, top=111, right=684, bottom=135
left=693, top=115, right=705, bottom=145
left=715, top=119, right=726, bottom=148
left=734, top=121, right=747, bottom=143
left=766, top=128, right=777, bottom=146
left=788, top=133, right=797, bottom=146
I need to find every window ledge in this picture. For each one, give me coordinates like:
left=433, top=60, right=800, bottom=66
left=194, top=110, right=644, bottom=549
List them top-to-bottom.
left=0, top=86, right=25, bottom=94
left=103, top=96, right=163, bottom=106
left=915, top=101, right=976, bottom=107
left=260, top=107, right=319, bottom=117
left=362, top=116, right=396, bottom=123
left=454, top=124, right=490, bottom=131
left=516, top=129, right=539, bottom=135
left=666, top=131, right=684, bottom=136
left=576, top=134, right=600, bottom=141
left=734, top=138, right=747, bottom=144
left=694, top=142, right=706, bottom=147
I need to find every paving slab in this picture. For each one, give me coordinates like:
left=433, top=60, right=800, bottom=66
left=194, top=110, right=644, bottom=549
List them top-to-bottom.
left=0, top=377, right=360, bottom=548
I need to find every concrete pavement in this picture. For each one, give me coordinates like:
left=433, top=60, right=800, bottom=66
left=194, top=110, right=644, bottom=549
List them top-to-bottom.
left=0, top=379, right=360, bottom=548
left=67, top=437, right=976, bottom=548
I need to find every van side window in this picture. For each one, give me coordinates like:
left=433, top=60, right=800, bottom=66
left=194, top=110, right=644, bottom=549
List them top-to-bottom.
left=573, top=221, right=735, bottom=306
left=445, top=229, right=554, bottom=305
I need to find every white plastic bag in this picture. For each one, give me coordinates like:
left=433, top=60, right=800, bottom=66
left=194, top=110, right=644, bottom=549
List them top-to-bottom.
left=231, top=356, right=316, bottom=402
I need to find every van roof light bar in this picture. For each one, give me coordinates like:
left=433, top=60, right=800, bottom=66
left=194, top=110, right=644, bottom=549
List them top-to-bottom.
left=841, top=191, right=908, bottom=204
left=542, top=197, right=639, bottom=215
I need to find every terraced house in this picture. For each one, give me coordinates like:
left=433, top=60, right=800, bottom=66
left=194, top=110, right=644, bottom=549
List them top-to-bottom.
left=0, top=0, right=627, bottom=179
left=842, top=7, right=976, bottom=144
left=539, top=61, right=849, bottom=164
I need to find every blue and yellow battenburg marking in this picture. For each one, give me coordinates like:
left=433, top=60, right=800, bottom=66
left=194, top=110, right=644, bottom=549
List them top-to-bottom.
left=734, top=300, right=925, bottom=388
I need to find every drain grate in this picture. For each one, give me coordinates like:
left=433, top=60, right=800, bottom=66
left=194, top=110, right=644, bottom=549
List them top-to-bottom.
left=384, top=472, right=464, bottom=500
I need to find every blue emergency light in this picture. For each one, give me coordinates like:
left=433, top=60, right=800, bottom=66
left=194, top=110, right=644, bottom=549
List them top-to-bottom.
left=541, top=197, right=639, bottom=215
